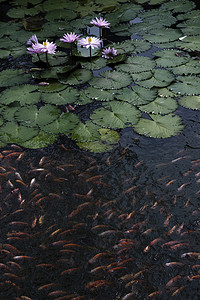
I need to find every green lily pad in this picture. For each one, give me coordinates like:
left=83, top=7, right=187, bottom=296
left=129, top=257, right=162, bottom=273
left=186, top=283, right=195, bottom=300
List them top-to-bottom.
left=143, top=28, right=181, bottom=43
left=153, top=49, right=190, bottom=68
left=116, top=56, right=156, bottom=73
left=170, top=59, right=200, bottom=75
left=0, top=69, right=31, bottom=88
left=59, top=69, right=92, bottom=85
left=138, top=69, right=175, bottom=88
left=89, top=70, right=132, bottom=90
left=168, top=76, right=200, bottom=95
left=0, top=85, right=40, bottom=105
left=115, top=86, right=157, bottom=105
left=41, top=87, right=78, bottom=105
left=85, top=87, right=115, bottom=101
left=179, top=96, right=200, bottom=110
left=139, top=97, right=178, bottom=114
left=91, top=101, right=141, bottom=129
left=15, top=105, right=61, bottom=127
left=40, top=112, right=79, bottom=134
left=134, top=114, right=184, bottom=138
left=71, top=120, right=101, bottom=142
left=0, top=122, right=39, bottom=144
left=77, top=128, right=120, bottom=153
left=20, top=130, right=58, bottom=149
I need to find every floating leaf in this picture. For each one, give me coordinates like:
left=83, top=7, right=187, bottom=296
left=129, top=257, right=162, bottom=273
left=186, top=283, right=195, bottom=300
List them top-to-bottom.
left=161, top=0, right=195, bottom=13
left=143, top=28, right=181, bottom=43
left=176, top=35, right=200, bottom=52
left=153, top=49, right=190, bottom=68
left=116, top=56, right=156, bottom=73
left=169, top=59, right=200, bottom=75
left=0, top=69, right=31, bottom=87
left=59, top=69, right=92, bottom=85
left=138, top=69, right=175, bottom=88
left=89, top=71, right=132, bottom=89
left=168, top=76, right=200, bottom=95
left=38, top=82, right=66, bottom=93
left=0, top=85, right=40, bottom=105
left=115, top=86, right=157, bottom=105
left=41, top=87, right=78, bottom=105
left=85, top=87, right=115, bottom=101
left=75, top=91, right=93, bottom=105
left=179, top=95, right=200, bottom=110
left=139, top=97, right=178, bottom=114
left=91, top=101, right=141, bottom=129
left=1, top=102, right=21, bottom=122
left=15, top=105, right=61, bottom=127
left=40, top=112, right=79, bottom=134
left=134, top=114, right=184, bottom=138
left=70, top=121, right=100, bottom=142
left=0, top=122, right=39, bottom=144
left=77, top=128, right=119, bottom=153
left=20, top=130, right=58, bottom=149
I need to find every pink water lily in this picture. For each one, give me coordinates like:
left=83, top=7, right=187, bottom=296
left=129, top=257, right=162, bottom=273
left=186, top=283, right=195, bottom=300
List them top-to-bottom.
left=90, top=17, right=110, bottom=28
left=60, top=32, right=80, bottom=43
left=27, top=34, right=38, bottom=45
left=78, top=36, right=101, bottom=49
left=40, top=40, right=57, bottom=54
left=27, top=42, right=43, bottom=54
left=102, top=47, right=117, bottom=59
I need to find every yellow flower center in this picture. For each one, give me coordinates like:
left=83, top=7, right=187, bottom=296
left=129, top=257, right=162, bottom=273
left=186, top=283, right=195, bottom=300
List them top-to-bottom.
left=88, top=37, right=92, bottom=43
left=43, top=41, right=47, bottom=46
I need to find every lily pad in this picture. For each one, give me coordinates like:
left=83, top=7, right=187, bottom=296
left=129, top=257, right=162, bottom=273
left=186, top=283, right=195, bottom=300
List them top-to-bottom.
left=143, top=28, right=181, bottom=43
left=153, top=49, right=190, bottom=68
left=116, top=56, right=156, bottom=73
left=0, top=69, right=31, bottom=88
left=59, top=69, right=92, bottom=85
left=138, top=69, right=175, bottom=88
left=89, top=70, right=132, bottom=90
left=168, top=76, right=200, bottom=95
left=0, top=85, right=40, bottom=105
left=115, top=86, right=157, bottom=105
left=41, top=87, right=78, bottom=105
left=85, top=87, right=115, bottom=101
left=179, top=96, right=200, bottom=110
left=139, top=97, right=178, bottom=114
left=91, top=101, right=141, bottom=129
left=40, top=112, right=79, bottom=134
left=134, top=114, right=184, bottom=138
left=70, top=121, right=101, bottom=142
left=0, top=122, right=39, bottom=144
left=20, top=130, right=58, bottom=149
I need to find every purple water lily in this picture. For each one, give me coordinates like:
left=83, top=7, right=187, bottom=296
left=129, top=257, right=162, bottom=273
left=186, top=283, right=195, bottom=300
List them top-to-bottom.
left=90, top=17, right=110, bottom=28
left=60, top=32, right=80, bottom=43
left=78, top=36, right=101, bottom=58
left=102, top=47, right=117, bottom=59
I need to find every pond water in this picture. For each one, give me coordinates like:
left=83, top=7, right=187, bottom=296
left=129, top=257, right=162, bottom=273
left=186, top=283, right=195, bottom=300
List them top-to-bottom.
left=0, top=0, right=200, bottom=299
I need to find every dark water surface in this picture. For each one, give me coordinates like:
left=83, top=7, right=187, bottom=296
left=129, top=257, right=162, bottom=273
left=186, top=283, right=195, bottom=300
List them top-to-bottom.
left=0, top=0, right=200, bottom=300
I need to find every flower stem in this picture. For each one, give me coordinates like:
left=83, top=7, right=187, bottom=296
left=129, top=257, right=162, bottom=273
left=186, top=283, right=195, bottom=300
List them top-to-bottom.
left=89, top=46, right=92, bottom=61
left=45, top=52, right=49, bottom=65
left=37, top=53, right=41, bottom=60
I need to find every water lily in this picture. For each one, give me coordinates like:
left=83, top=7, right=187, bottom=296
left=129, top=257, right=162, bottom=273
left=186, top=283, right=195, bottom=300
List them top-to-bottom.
left=90, top=17, right=110, bottom=28
left=90, top=17, right=110, bottom=39
left=60, top=32, right=80, bottom=43
left=60, top=32, right=80, bottom=56
left=27, top=34, right=38, bottom=45
left=27, top=36, right=56, bottom=64
left=78, top=36, right=101, bottom=58
left=40, top=40, right=57, bottom=55
left=102, top=47, right=117, bottom=59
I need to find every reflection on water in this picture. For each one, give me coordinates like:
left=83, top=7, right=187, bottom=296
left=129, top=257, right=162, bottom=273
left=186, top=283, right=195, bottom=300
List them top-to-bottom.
left=0, top=126, right=200, bottom=299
